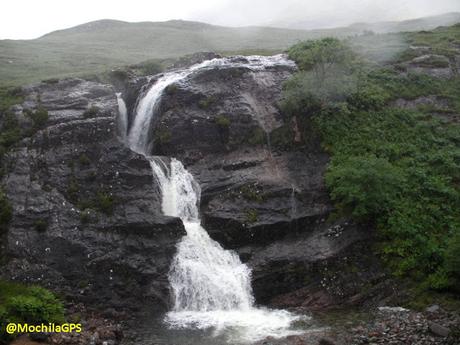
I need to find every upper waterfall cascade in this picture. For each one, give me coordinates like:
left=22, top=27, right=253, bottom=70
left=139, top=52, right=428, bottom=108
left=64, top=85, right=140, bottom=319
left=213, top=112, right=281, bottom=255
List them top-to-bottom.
left=126, top=54, right=295, bottom=155
left=119, top=55, right=304, bottom=343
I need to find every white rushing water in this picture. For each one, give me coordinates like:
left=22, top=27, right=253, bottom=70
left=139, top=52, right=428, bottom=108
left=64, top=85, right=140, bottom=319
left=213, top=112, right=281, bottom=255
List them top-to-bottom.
left=122, top=55, right=304, bottom=343
left=116, top=92, right=128, bottom=140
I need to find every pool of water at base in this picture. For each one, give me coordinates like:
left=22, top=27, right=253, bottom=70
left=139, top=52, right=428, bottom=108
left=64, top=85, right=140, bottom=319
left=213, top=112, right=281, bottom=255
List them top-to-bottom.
left=120, top=313, right=326, bottom=345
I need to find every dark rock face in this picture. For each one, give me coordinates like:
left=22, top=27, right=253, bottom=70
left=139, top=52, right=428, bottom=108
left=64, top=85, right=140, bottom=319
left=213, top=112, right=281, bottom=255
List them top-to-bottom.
left=151, top=62, right=295, bottom=158
left=1, top=78, right=184, bottom=314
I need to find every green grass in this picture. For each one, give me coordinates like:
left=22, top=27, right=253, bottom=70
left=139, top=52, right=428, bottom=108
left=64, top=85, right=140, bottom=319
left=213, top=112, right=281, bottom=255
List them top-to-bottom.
left=0, top=20, right=327, bottom=86
left=405, top=23, right=460, bottom=57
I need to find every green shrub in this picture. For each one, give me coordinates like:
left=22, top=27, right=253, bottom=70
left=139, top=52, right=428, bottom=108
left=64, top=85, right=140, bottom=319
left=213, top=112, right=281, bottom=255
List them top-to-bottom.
left=288, top=37, right=356, bottom=75
left=133, top=60, right=163, bottom=76
left=109, top=69, right=129, bottom=82
left=42, top=78, right=59, bottom=84
left=165, top=84, right=178, bottom=95
left=0, top=87, right=23, bottom=114
left=347, top=87, right=389, bottom=111
left=198, top=96, right=216, bottom=109
left=27, top=106, right=49, bottom=129
left=83, top=106, right=99, bottom=118
left=0, top=113, right=21, bottom=149
left=215, top=115, right=230, bottom=128
left=269, top=124, right=295, bottom=150
left=247, top=127, right=266, bottom=146
left=156, top=128, right=172, bottom=145
left=78, top=153, right=91, bottom=166
left=325, top=154, right=405, bottom=220
left=66, top=177, right=79, bottom=202
left=240, top=184, right=265, bottom=203
left=0, top=190, right=12, bottom=233
left=77, top=192, right=115, bottom=216
left=96, top=192, right=114, bottom=215
left=79, top=209, right=91, bottom=224
left=245, top=209, right=258, bottom=223
left=33, top=219, right=48, bottom=232
left=443, top=231, right=460, bottom=292
left=0, top=280, right=65, bottom=343
left=7, top=293, right=63, bottom=325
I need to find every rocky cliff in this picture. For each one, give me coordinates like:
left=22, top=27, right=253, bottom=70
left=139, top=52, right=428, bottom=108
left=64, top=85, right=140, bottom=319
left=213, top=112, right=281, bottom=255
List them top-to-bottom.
left=1, top=54, right=387, bottom=321
left=1, top=79, right=184, bottom=315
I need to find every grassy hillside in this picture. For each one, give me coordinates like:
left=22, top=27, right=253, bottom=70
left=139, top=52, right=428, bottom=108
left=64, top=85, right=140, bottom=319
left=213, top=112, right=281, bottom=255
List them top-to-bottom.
left=271, top=12, right=460, bottom=32
left=345, top=12, right=460, bottom=34
left=1, top=14, right=459, bottom=86
left=0, top=20, right=323, bottom=86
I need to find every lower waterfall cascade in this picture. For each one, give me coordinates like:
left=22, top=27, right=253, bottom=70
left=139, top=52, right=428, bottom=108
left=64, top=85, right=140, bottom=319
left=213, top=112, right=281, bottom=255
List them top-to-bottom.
left=121, top=55, right=306, bottom=343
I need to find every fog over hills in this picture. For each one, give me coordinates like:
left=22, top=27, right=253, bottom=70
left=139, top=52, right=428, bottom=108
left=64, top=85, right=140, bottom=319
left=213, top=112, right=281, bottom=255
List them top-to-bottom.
left=268, top=11, right=460, bottom=31
left=0, top=12, right=459, bottom=85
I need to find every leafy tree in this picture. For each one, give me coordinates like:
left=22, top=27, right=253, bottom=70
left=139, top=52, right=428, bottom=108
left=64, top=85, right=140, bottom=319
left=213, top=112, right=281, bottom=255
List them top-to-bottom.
left=288, top=38, right=356, bottom=82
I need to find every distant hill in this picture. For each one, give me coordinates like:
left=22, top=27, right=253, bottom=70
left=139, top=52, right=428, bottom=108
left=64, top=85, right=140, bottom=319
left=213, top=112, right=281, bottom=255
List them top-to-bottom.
left=271, top=12, right=460, bottom=33
left=346, top=12, right=460, bottom=34
left=1, top=13, right=459, bottom=86
left=0, top=20, right=322, bottom=85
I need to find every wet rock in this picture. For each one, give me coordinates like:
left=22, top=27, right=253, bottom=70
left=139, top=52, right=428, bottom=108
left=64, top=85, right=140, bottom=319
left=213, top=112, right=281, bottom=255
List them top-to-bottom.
left=404, top=54, right=454, bottom=78
left=1, top=78, right=185, bottom=314
left=426, top=304, right=441, bottom=313
left=428, top=321, right=450, bottom=337
left=319, top=337, right=337, bottom=345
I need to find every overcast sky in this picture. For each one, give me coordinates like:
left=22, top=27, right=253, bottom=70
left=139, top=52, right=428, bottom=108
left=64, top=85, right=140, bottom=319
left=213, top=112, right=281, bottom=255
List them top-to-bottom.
left=1, top=0, right=459, bottom=39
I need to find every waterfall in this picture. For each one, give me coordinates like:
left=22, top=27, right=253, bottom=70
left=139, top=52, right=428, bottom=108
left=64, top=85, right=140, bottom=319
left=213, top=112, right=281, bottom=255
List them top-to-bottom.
left=127, top=54, right=295, bottom=155
left=123, top=55, right=304, bottom=343
left=116, top=92, right=128, bottom=140
left=150, top=158, right=254, bottom=312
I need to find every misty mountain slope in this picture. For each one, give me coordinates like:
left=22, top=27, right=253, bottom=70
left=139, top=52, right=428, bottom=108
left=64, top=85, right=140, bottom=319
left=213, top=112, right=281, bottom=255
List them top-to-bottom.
left=273, top=11, right=460, bottom=32
left=1, top=13, right=459, bottom=86
left=0, top=20, right=319, bottom=86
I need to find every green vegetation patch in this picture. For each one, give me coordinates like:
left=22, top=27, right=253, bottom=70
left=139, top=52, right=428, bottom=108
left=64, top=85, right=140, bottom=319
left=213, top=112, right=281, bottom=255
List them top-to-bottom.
left=404, top=24, right=460, bottom=58
left=281, top=34, right=460, bottom=293
left=0, top=87, right=23, bottom=114
left=0, top=87, right=24, bottom=164
left=198, top=95, right=217, bottom=110
left=83, top=105, right=100, bottom=118
left=24, top=106, right=49, bottom=130
left=316, top=108, right=460, bottom=292
left=215, top=115, right=231, bottom=128
left=0, top=189, right=12, bottom=233
left=77, top=191, right=115, bottom=217
left=245, top=209, right=258, bottom=224
left=0, top=280, right=65, bottom=343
